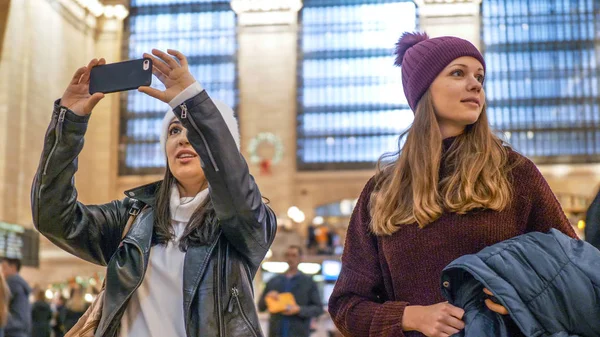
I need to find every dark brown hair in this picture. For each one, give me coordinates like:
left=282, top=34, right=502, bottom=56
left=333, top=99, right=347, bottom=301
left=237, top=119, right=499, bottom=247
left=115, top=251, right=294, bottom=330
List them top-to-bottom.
left=153, top=164, right=220, bottom=251
left=3, top=258, right=21, bottom=272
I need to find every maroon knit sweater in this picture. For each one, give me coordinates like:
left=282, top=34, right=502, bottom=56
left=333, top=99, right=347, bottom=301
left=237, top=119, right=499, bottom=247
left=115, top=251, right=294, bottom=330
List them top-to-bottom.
left=328, top=146, right=578, bottom=337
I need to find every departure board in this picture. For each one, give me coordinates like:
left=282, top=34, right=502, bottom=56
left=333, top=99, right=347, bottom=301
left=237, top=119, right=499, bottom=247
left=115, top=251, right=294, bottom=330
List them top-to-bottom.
left=0, top=222, right=39, bottom=267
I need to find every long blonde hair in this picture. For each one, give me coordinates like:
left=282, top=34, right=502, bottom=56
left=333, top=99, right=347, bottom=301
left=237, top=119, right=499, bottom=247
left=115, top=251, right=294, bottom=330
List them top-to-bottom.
left=370, top=90, right=514, bottom=235
left=0, top=272, right=10, bottom=327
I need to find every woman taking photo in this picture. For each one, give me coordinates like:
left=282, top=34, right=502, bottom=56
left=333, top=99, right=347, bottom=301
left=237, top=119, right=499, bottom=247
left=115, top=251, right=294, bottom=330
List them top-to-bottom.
left=328, top=32, right=577, bottom=337
left=31, top=49, right=276, bottom=337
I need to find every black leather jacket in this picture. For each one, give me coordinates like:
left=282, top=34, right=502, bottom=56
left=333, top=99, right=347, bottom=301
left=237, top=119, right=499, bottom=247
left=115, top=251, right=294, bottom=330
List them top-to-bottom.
left=31, top=91, right=277, bottom=337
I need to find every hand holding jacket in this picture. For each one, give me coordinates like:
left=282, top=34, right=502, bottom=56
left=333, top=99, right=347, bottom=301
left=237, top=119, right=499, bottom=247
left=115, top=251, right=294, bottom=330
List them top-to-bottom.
left=441, top=229, right=600, bottom=337
left=402, top=302, right=465, bottom=337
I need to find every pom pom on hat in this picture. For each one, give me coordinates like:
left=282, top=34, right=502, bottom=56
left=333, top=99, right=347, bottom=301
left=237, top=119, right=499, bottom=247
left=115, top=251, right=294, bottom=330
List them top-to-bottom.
left=394, top=31, right=429, bottom=67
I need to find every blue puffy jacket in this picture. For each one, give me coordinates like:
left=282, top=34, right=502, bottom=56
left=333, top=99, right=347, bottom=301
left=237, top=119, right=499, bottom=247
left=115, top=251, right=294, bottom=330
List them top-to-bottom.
left=441, top=229, right=600, bottom=337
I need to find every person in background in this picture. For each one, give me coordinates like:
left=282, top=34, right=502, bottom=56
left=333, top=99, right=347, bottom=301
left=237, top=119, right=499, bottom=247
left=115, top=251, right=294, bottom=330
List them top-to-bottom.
left=328, top=32, right=578, bottom=337
left=585, top=186, right=600, bottom=250
left=258, top=245, right=323, bottom=337
left=1, top=258, right=31, bottom=337
left=63, top=287, right=87, bottom=332
left=31, top=289, right=52, bottom=337
left=52, top=296, right=67, bottom=337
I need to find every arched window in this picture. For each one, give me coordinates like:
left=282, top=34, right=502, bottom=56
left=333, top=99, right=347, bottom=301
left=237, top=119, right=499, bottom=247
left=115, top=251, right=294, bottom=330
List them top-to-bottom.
left=120, top=0, right=238, bottom=174
left=297, top=0, right=418, bottom=170
left=482, top=0, right=600, bottom=163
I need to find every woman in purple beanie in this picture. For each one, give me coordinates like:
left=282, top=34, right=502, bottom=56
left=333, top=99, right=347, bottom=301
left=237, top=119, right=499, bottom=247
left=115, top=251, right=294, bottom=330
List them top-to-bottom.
left=327, top=32, right=578, bottom=337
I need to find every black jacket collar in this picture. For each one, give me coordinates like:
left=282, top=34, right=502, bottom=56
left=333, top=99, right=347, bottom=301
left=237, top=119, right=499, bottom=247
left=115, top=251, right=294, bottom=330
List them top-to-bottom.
left=124, top=180, right=162, bottom=208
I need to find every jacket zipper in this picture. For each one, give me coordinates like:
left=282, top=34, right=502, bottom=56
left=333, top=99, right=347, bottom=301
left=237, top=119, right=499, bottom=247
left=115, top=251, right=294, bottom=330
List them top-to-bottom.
left=179, top=103, right=220, bottom=172
left=42, top=107, right=66, bottom=175
left=99, top=240, right=146, bottom=336
left=216, top=243, right=225, bottom=337
left=227, top=286, right=259, bottom=337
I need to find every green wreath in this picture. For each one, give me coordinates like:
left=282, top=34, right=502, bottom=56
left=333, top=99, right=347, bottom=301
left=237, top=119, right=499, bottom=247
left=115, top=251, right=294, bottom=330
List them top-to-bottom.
left=247, top=132, right=284, bottom=165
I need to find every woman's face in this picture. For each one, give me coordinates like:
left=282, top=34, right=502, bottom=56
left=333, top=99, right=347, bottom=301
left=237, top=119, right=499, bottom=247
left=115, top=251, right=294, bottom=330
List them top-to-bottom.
left=429, top=56, right=485, bottom=138
left=165, top=118, right=205, bottom=187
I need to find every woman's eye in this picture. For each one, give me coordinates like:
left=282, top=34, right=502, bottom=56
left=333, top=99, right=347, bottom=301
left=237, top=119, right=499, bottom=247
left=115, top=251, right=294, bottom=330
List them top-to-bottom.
left=451, top=69, right=463, bottom=77
left=477, top=75, right=485, bottom=83
left=169, top=127, right=181, bottom=136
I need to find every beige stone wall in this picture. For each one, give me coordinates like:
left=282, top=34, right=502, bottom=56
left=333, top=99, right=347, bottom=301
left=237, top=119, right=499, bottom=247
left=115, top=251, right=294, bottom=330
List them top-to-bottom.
left=0, top=0, right=123, bottom=285
left=0, top=0, right=9, bottom=62
left=0, top=0, right=8, bottom=214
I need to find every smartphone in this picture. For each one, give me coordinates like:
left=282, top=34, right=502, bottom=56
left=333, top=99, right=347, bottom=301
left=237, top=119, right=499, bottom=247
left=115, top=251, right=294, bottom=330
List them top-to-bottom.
left=89, top=58, right=152, bottom=94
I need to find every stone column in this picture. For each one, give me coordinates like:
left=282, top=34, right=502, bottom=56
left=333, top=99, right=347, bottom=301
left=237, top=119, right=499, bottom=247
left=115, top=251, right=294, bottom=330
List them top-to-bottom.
left=233, top=0, right=302, bottom=294
left=234, top=0, right=301, bottom=220
left=416, top=0, right=482, bottom=48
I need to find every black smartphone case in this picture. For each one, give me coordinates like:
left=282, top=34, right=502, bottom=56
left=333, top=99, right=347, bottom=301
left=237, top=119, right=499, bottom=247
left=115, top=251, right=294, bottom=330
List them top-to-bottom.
left=89, top=58, right=153, bottom=94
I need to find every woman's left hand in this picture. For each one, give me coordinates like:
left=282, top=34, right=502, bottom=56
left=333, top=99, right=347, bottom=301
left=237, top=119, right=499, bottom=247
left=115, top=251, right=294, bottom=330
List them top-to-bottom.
left=138, top=49, right=196, bottom=103
left=483, top=288, right=508, bottom=315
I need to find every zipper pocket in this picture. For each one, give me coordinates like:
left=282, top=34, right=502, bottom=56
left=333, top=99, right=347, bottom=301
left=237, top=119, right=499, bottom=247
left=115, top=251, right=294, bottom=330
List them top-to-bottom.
left=179, top=103, right=220, bottom=172
left=43, top=108, right=67, bottom=175
left=227, top=287, right=259, bottom=337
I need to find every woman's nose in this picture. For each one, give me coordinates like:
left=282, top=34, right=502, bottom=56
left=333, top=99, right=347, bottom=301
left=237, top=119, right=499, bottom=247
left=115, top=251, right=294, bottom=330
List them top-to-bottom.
left=468, top=76, right=482, bottom=91
left=177, top=129, right=190, bottom=145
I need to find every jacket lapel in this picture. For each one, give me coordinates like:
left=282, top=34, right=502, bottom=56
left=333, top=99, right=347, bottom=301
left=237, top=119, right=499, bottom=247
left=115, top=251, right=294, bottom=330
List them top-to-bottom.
left=123, top=181, right=161, bottom=209
left=97, top=209, right=154, bottom=337
left=125, top=210, right=154, bottom=255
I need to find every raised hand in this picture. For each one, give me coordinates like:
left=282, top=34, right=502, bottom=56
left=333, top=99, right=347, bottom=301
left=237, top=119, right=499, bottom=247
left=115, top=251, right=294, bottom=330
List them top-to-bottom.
left=138, top=49, right=196, bottom=103
left=60, top=58, right=106, bottom=116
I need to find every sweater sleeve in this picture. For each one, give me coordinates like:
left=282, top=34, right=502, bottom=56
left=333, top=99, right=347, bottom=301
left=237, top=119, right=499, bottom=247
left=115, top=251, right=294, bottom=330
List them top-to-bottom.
left=516, top=155, right=578, bottom=238
left=328, top=178, right=409, bottom=337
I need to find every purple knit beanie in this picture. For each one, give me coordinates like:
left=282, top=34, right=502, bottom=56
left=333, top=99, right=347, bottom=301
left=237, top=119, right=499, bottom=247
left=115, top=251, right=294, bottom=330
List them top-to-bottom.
left=395, top=32, right=486, bottom=112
